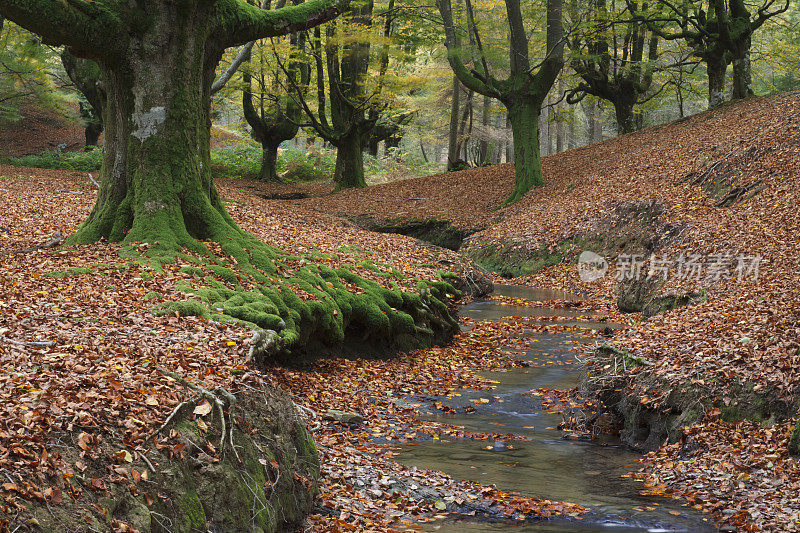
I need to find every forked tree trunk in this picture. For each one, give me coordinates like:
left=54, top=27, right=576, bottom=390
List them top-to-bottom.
left=71, top=10, right=233, bottom=247
left=506, top=97, right=543, bottom=204
left=333, top=131, right=366, bottom=188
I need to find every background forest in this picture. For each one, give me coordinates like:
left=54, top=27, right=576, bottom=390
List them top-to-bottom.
left=1, top=0, right=797, bottom=184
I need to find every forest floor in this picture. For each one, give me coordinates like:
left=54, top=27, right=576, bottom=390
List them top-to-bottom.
left=1, top=91, right=799, bottom=532
left=248, top=91, right=800, bottom=532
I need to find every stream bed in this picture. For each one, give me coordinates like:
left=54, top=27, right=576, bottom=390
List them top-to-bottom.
left=397, top=286, right=718, bottom=533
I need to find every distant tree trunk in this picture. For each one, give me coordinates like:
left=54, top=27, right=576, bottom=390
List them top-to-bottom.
left=60, top=50, right=104, bottom=150
left=447, top=76, right=461, bottom=170
left=555, top=77, right=564, bottom=153
left=456, top=89, right=473, bottom=161
left=479, top=94, right=490, bottom=164
left=614, top=96, right=637, bottom=135
left=567, top=106, right=575, bottom=149
left=84, top=116, right=103, bottom=148
left=334, top=130, right=365, bottom=187
left=368, top=139, right=379, bottom=157
left=260, top=141, right=281, bottom=181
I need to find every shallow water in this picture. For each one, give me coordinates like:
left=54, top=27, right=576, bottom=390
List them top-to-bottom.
left=397, top=291, right=716, bottom=533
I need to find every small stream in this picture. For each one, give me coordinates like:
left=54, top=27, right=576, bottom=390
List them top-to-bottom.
left=397, top=286, right=717, bottom=533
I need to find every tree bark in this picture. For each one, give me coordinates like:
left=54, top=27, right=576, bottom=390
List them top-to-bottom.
left=731, top=50, right=753, bottom=100
left=707, top=56, right=727, bottom=109
left=446, top=79, right=461, bottom=170
left=479, top=94, right=490, bottom=164
left=614, top=97, right=637, bottom=135
left=506, top=98, right=543, bottom=204
left=333, top=130, right=366, bottom=188
left=259, top=141, right=281, bottom=181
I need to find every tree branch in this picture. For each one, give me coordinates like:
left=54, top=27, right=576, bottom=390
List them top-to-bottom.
left=0, top=0, right=125, bottom=61
left=220, top=0, right=351, bottom=47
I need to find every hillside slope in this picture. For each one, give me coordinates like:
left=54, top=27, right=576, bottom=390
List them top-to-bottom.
left=277, top=91, right=800, bottom=531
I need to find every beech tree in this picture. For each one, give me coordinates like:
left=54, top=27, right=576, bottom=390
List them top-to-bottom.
left=0, top=0, right=346, bottom=247
left=286, top=0, right=376, bottom=188
left=437, top=0, right=564, bottom=205
left=567, top=0, right=661, bottom=135
left=627, top=0, right=789, bottom=109
left=242, top=2, right=311, bottom=181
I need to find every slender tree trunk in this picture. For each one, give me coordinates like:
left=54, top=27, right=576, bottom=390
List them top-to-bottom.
left=731, top=49, right=753, bottom=100
left=707, top=56, right=727, bottom=109
left=447, top=76, right=461, bottom=170
left=555, top=77, right=564, bottom=153
left=457, top=90, right=473, bottom=161
left=479, top=94, right=490, bottom=164
left=506, top=98, right=543, bottom=204
left=567, top=107, right=575, bottom=150
left=505, top=113, right=513, bottom=163
left=333, top=131, right=366, bottom=188
left=260, top=141, right=280, bottom=181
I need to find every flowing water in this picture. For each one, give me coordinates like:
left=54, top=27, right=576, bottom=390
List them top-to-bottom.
left=397, top=286, right=717, bottom=533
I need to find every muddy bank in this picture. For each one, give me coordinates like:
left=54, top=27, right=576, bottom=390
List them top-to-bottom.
left=584, top=346, right=799, bottom=452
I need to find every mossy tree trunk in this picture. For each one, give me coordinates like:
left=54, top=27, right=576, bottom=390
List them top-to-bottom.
left=0, top=0, right=346, bottom=247
left=437, top=0, right=564, bottom=205
left=731, top=47, right=753, bottom=100
left=707, top=55, right=727, bottom=109
left=613, top=95, right=637, bottom=135
left=506, top=97, right=542, bottom=204
left=332, top=129, right=365, bottom=187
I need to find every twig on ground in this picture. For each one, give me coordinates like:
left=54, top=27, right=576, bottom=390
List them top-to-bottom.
left=87, top=173, right=100, bottom=189
left=0, top=335, right=56, bottom=348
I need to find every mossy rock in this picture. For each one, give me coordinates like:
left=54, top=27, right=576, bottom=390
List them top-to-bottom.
left=26, top=386, right=318, bottom=532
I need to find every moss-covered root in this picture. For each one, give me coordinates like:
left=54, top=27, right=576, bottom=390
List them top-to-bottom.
left=27, top=386, right=319, bottom=532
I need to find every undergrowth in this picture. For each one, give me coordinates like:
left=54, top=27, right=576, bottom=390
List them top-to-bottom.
left=3, top=143, right=442, bottom=184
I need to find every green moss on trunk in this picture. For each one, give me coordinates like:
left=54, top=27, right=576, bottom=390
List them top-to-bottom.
left=505, top=98, right=543, bottom=205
